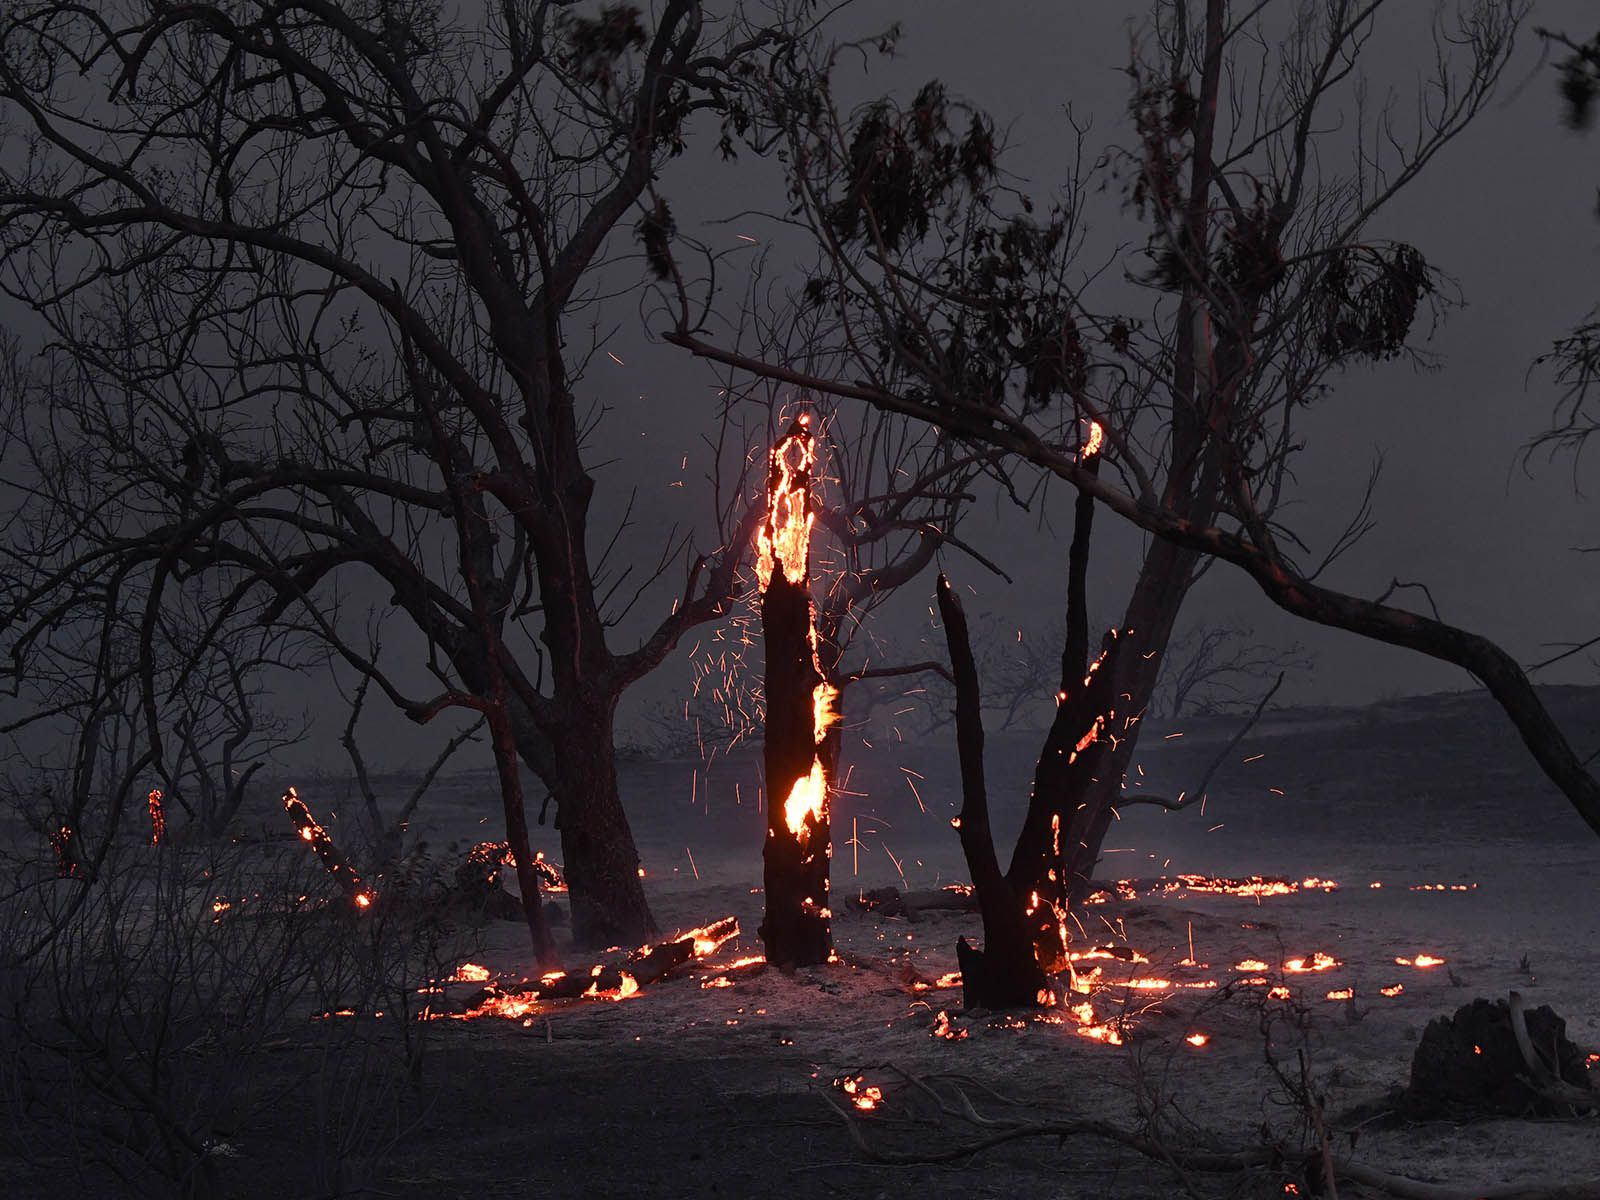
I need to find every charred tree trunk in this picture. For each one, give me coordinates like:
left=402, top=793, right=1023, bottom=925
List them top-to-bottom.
left=415, top=361, right=557, bottom=965
left=759, top=421, right=833, bottom=968
left=997, top=444, right=1121, bottom=974
left=1062, top=534, right=1202, bottom=906
left=936, top=576, right=1046, bottom=1008
left=1006, top=629, right=1127, bottom=972
left=552, top=705, right=658, bottom=949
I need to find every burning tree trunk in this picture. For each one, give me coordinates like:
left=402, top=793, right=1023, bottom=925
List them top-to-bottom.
left=758, top=417, right=836, bottom=968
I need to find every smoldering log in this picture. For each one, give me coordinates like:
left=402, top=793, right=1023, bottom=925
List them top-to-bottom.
left=282, top=787, right=372, bottom=908
left=850, top=886, right=980, bottom=921
left=446, top=917, right=743, bottom=1015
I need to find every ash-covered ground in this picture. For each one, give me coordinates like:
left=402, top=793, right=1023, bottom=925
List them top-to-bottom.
left=9, top=685, right=1600, bottom=1199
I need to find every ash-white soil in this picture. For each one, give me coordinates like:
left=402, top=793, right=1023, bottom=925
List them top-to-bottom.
left=363, top=685, right=1600, bottom=1198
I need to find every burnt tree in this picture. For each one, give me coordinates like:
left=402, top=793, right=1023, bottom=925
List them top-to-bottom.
left=0, top=1, right=799, bottom=950
left=757, top=419, right=833, bottom=967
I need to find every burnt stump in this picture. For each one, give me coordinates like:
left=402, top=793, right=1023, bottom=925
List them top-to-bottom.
left=1402, top=997, right=1593, bottom=1117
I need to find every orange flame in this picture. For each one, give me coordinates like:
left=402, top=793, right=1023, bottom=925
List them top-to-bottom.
left=1078, top=420, right=1104, bottom=461
left=754, top=424, right=817, bottom=592
left=812, top=681, right=840, bottom=742
left=783, top=759, right=827, bottom=838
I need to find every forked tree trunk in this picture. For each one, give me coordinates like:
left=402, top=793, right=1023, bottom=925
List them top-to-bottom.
left=936, top=575, right=1047, bottom=1009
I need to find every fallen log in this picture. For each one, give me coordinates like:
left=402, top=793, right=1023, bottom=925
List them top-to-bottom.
left=851, top=886, right=979, bottom=921
left=450, top=916, right=742, bottom=1016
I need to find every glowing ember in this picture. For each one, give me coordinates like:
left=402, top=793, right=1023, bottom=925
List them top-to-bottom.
left=147, top=789, right=165, bottom=846
left=49, top=825, right=78, bottom=878
left=467, top=841, right=567, bottom=892
left=1095, top=874, right=1340, bottom=903
left=678, top=918, right=742, bottom=957
left=1070, top=946, right=1150, bottom=964
left=1283, top=952, right=1341, bottom=973
left=1395, top=954, right=1446, bottom=968
left=1234, top=959, right=1270, bottom=973
left=449, top=962, right=492, bottom=983
left=583, top=972, right=640, bottom=1001
left=701, top=976, right=735, bottom=989
left=1380, top=983, right=1405, bottom=997
left=1267, top=986, right=1292, bottom=1000
left=1325, top=987, right=1355, bottom=1001
left=459, top=988, right=542, bottom=1021
left=1065, top=1000, right=1123, bottom=1045
left=931, top=1010, right=968, bottom=1040
left=1074, top=1021, right=1123, bottom=1046
left=1184, top=1032, right=1209, bottom=1047
left=836, top=1074, right=883, bottom=1111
